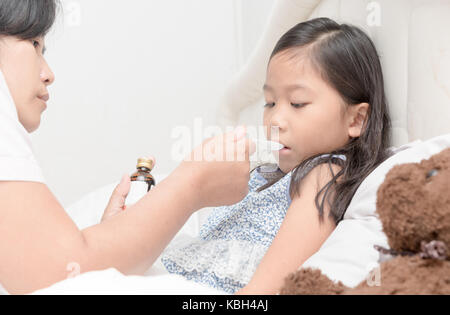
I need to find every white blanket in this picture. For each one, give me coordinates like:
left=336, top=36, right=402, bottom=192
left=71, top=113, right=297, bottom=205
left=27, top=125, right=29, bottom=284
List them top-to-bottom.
left=32, top=269, right=227, bottom=295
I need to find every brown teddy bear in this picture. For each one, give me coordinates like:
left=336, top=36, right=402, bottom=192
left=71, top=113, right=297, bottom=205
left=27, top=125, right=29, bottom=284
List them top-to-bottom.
left=279, top=148, right=450, bottom=295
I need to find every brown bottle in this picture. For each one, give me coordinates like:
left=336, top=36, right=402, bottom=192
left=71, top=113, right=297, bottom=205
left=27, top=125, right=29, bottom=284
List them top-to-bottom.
left=126, top=157, right=156, bottom=207
left=130, top=157, right=156, bottom=191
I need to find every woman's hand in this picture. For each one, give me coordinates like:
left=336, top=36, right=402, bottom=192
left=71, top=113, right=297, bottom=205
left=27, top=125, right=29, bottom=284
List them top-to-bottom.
left=173, top=126, right=256, bottom=210
left=101, top=156, right=156, bottom=222
left=101, top=174, right=131, bottom=222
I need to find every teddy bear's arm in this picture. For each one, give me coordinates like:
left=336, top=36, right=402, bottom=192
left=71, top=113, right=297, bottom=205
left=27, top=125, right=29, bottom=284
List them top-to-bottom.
left=236, top=163, right=340, bottom=295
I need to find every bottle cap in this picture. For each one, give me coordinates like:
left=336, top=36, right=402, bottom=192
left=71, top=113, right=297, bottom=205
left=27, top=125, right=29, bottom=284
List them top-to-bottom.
left=136, top=157, right=154, bottom=170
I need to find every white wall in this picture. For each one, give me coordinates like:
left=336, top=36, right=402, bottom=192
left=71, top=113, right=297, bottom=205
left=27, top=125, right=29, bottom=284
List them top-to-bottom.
left=31, top=0, right=273, bottom=207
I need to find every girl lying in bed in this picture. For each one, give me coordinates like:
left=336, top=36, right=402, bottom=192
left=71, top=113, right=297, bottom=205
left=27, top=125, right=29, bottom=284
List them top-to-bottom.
left=97, top=16, right=394, bottom=294
left=158, top=17, right=393, bottom=295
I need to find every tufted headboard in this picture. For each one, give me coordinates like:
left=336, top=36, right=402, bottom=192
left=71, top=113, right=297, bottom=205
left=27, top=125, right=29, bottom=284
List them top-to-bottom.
left=217, top=0, right=450, bottom=147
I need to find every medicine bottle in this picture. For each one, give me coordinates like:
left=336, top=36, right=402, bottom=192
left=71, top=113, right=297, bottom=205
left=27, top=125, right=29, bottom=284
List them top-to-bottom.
left=125, top=157, right=156, bottom=207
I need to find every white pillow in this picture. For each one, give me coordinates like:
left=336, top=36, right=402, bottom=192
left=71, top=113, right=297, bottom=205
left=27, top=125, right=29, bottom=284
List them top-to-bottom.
left=301, top=133, right=450, bottom=287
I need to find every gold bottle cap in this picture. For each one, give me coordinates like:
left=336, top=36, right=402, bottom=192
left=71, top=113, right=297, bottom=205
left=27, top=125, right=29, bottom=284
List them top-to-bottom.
left=136, top=157, right=154, bottom=170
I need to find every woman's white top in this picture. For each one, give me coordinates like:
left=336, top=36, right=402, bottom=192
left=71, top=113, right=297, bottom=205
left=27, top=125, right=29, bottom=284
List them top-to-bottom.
left=0, top=69, right=45, bottom=295
left=0, top=70, right=44, bottom=183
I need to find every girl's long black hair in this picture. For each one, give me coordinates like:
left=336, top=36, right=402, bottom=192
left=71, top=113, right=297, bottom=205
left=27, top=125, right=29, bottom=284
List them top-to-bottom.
left=0, top=0, right=58, bottom=39
left=257, top=17, right=392, bottom=224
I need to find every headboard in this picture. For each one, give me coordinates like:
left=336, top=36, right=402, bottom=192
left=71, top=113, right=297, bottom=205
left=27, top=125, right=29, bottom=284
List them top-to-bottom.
left=217, top=0, right=450, bottom=147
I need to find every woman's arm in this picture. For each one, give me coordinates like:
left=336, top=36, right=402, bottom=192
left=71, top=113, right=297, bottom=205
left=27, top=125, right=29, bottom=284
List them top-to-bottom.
left=0, top=130, right=254, bottom=294
left=236, top=163, right=341, bottom=295
left=0, top=170, right=194, bottom=294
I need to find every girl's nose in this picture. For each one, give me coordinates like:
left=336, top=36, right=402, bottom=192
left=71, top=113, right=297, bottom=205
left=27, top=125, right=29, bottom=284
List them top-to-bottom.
left=269, top=108, right=288, bottom=131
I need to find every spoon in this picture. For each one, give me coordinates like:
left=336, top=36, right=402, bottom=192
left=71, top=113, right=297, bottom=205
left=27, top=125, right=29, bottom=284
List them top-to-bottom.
left=248, top=137, right=283, bottom=172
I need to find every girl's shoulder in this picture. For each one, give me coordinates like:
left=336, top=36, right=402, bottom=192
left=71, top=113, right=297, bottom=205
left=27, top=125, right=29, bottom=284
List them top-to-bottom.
left=287, top=153, right=346, bottom=202
left=291, top=153, right=346, bottom=180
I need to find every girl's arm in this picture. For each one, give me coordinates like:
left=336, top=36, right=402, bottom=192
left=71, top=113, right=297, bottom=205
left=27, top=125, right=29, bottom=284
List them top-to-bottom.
left=236, top=163, right=341, bottom=295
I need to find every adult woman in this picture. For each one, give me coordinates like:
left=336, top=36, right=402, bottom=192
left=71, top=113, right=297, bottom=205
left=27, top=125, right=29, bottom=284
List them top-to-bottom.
left=0, top=0, right=253, bottom=294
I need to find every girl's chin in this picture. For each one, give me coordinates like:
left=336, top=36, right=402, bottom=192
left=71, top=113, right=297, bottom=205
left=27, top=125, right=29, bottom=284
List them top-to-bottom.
left=278, top=154, right=303, bottom=173
left=278, top=161, right=295, bottom=174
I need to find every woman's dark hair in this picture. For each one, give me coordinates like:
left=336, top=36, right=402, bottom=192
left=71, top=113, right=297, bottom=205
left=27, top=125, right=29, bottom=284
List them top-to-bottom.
left=0, top=0, right=58, bottom=39
left=257, top=17, right=392, bottom=224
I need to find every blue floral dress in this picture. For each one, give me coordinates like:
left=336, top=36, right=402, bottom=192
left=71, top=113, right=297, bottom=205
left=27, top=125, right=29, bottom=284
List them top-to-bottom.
left=161, top=155, right=346, bottom=293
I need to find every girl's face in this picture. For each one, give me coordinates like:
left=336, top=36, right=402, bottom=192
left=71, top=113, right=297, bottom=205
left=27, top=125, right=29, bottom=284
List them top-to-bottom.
left=0, top=36, right=54, bottom=133
left=263, top=49, right=366, bottom=173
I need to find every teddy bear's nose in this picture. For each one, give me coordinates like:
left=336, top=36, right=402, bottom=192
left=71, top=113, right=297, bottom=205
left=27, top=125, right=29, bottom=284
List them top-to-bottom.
left=426, top=169, right=438, bottom=179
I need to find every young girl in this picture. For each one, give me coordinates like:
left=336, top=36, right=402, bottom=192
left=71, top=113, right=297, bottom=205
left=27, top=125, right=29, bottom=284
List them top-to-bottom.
left=161, top=17, right=392, bottom=294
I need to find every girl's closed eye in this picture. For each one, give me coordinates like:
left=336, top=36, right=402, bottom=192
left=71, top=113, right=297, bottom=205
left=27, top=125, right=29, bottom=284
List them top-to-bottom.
left=264, top=102, right=308, bottom=108
left=290, top=103, right=308, bottom=108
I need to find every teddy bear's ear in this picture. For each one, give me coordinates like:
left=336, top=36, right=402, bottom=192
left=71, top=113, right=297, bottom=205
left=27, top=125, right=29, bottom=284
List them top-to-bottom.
left=376, top=148, right=450, bottom=253
left=279, top=268, right=347, bottom=295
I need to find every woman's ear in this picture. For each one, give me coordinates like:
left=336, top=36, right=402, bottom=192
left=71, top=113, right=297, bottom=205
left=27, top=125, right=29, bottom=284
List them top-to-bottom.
left=347, top=102, right=369, bottom=138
